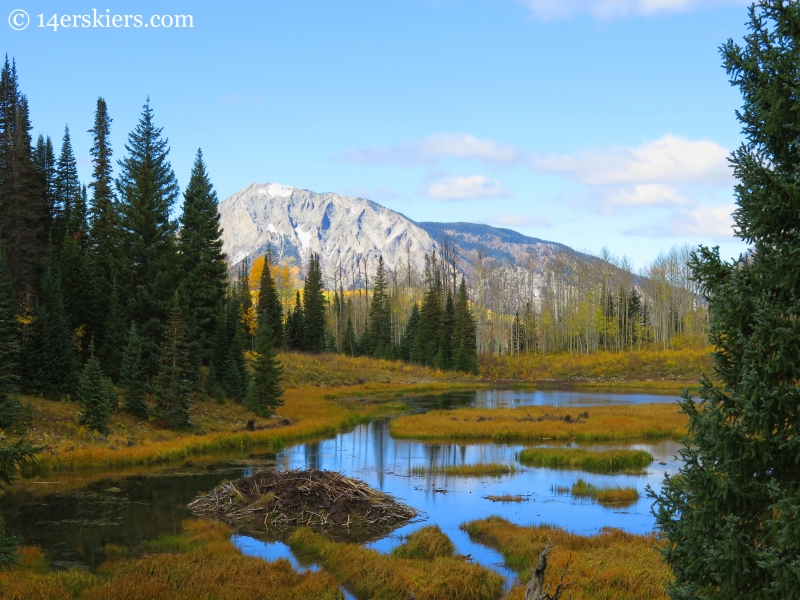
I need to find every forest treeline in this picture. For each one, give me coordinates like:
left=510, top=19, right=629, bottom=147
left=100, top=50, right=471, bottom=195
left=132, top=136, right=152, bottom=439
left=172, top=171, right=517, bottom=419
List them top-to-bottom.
left=0, top=57, right=479, bottom=439
left=0, top=57, right=287, bottom=436
left=289, top=243, right=708, bottom=361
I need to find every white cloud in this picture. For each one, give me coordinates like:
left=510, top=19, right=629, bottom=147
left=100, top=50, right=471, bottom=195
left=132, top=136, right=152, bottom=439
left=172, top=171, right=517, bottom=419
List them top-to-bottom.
left=519, top=0, right=748, bottom=21
left=341, top=133, right=520, bottom=165
left=534, top=135, right=731, bottom=185
left=426, top=175, right=513, bottom=200
left=607, top=184, right=690, bottom=208
left=623, top=204, right=736, bottom=238
left=487, top=213, right=552, bottom=228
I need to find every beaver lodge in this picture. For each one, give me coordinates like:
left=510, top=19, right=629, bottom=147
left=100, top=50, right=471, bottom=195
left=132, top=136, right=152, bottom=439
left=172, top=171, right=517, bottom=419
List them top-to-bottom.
left=188, top=469, right=418, bottom=533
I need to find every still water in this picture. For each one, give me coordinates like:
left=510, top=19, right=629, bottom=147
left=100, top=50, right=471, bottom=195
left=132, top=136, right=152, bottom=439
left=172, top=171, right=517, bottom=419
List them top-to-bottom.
left=2, top=388, right=682, bottom=579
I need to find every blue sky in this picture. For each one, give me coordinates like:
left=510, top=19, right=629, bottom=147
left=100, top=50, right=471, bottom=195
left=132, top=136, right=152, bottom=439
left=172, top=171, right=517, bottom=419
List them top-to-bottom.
left=6, top=0, right=752, bottom=268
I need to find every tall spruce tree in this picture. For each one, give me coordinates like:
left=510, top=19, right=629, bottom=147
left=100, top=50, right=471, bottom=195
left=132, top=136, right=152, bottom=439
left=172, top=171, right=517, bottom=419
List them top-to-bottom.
left=652, top=4, right=800, bottom=598
left=0, top=58, right=46, bottom=297
left=87, top=97, right=117, bottom=336
left=116, top=99, right=180, bottom=376
left=53, top=126, right=81, bottom=241
left=33, top=134, right=55, bottom=236
left=178, top=150, right=227, bottom=363
left=59, top=232, right=97, bottom=360
left=0, top=245, right=19, bottom=428
left=256, top=253, right=283, bottom=347
left=302, top=253, right=326, bottom=352
left=366, top=256, right=392, bottom=358
left=235, top=257, right=254, bottom=350
left=21, top=263, right=77, bottom=399
left=413, top=265, right=443, bottom=365
left=453, top=277, right=478, bottom=374
left=99, top=281, right=128, bottom=381
left=286, top=290, right=305, bottom=351
left=436, top=291, right=455, bottom=370
left=153, top=295, right=193, bottom=429
left=211, top=295, right=249, bottom=402
left=399, top=302, right=420, bottom=362
left=246, top=306, right=284, bottom=417
left=343, top=311, right=357, bottom=357
left=119, top=323, right=148, bottom=419
left=77, top=342, right=116, bottom=434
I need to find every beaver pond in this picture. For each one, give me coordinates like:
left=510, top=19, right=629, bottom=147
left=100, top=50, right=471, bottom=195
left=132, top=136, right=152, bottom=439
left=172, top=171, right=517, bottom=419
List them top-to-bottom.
left=1, top=388, right=682, bottom=584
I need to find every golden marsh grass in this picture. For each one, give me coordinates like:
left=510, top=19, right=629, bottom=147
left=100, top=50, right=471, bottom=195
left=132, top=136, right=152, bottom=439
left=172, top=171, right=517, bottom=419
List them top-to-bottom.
left=479, top=347, right=711, bottom=384
left=15, top=378, right=476, bottom=474
left=389, top=403, right=687, bottom=442
left=517, top=447, right=653, bottom=473
left=409, top=463, right=516, bottom=477
left=571, top=479, right=640, bottom=504
left=462, top=517, right=670, bottom=600
left=0, top=519, right=343, bottom=600
left=288, top=527, right=504, bottom=600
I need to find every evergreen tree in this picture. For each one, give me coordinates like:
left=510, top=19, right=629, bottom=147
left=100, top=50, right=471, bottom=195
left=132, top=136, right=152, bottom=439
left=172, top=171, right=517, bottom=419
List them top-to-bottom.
left=652, top=5, right=800, bottom=598
left=0, top=58, right=47, bottom=297
left=87, top=97, right=117, bottom=335
left=116, top=99, right=180, bottom=376
left=53, top=126, right=81, bottom=240
left=33, top=134, right=55, bottom=236
left=178, top=150, right=227, bottom=362
left=59, top=233, right=97, bottom=360
left=0, top=245, right=19, bottom=428
left=256, top=252, right=283, bottom=347
left=302, top=253, right=326, bottom=352
left=366, top=256, right=392, bottom=357
left=235, top=257, right=255, bottom=350
left=21, top=263, right=77, bottom=399
left=413, top=266, right=443, bottom=365
left=453, top=277, right=478, bottom=374
left=99, top=281, right=128, bottom=382
left=626, top=287, right=642, bottom=349
left=286, top=290, right=305, bottom=351
left=435, top=291, right=455, bottom=370
left=153, top=295, right=193, bottom=429
left=211, top=296, right=249, bottom=402
left=399, top=302, right=420, bottom=362
left=246, top=306, right=284, bottom=417
left=343, top=310, right=357, bottom=357
left=119, top=323, right=148, bottom=419
left=77, top=342, right=116, bottom=434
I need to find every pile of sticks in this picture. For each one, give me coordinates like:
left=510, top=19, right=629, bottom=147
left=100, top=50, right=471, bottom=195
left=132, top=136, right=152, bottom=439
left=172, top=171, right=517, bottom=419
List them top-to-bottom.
left=188, top=468, right=418, bottom=531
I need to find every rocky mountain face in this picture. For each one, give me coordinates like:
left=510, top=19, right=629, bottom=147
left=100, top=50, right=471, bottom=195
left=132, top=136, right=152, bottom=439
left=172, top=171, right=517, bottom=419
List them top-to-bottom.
left=217, top=182, right=574, bottom=283
left=218, top=183, right=438, bottom=283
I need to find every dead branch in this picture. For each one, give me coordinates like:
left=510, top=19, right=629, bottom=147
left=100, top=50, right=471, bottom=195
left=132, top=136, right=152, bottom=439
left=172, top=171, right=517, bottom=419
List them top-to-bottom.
left=525, top=541, right=573, bottom=600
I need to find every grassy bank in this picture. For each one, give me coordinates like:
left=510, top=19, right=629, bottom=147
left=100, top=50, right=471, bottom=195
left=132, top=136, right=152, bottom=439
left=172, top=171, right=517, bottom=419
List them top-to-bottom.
left=479, top=348, right=711, bottom=385
left=8, top=352, right=484, bottom=475
left=282, top=352, right=478, bottom=386
left=390, top=403, right=687, bottom=443
left=517, top=448, right=653, bottom=474
left=410, top=463, right=516, bottom=477
left=570, top=479, right=640, bottom=504
left=462, top=517, right=669, bottom=600
left=0, top=519, right=342, bottom=600
left=288, top=527, right=504, bottom=600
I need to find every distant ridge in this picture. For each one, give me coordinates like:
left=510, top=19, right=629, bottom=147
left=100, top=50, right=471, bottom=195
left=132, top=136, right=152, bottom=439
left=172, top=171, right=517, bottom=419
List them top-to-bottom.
left=218, top=182, right=606, bottom=284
